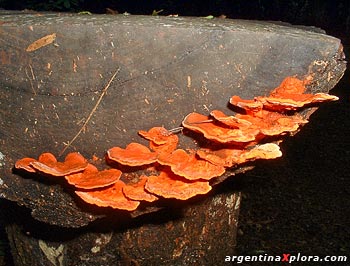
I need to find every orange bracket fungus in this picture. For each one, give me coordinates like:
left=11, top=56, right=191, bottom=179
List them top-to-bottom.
left=14, top=76, right=339, bottom=211
left=230, top=76, right=339, bottom=113
left=259, top=93, right=339, bottom=112
left=229, top=95, right=264, bottom=115
left=210, top=110, right=253, bottom=128
left=235, top=110, right=308, bottom=136
left=182, top=112, right=259, bottom=143
left=138, top=127, right=179, bottom=154
left=107, top=142, right=158, bottom=166
left=196, top=143, right=282, bottom=168
left=239, top=143, right=282, bottom=162
left=196, top=147, right=244, bottom=168
left=157, top=149, right=225, bottom=180
left=15, top=152, right=89, bottom=176
left=15, top=157, right=37, bottom=173
left=65, top=163, right=122, bottom=189
left=145, top=171, right=212, bottom=200
left=122, top=176, right=159, bottom=202
left=75, top=180, right=140, bottom=211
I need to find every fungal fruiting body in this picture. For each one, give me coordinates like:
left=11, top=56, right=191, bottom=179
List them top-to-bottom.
left=14, top=77, right=338, bottom=211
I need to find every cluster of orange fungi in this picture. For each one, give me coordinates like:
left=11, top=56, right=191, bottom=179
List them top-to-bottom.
left=15, top=77, right=338, bottom=211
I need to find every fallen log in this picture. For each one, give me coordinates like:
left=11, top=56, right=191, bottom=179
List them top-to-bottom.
left=0, top=11, right=346, bottom=265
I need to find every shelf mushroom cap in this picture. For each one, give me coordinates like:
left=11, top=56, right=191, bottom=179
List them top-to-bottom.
left=270, top=76, right=307, bottom=95
left=230, top=77, right=338, bottom=113
left=262, top=77, right=338, bottom=111
left=258, top=93, right=339, bottom=112
left=229, top=95, right=263, bottom=111
left=209, top=109, right=308, bottom=138
left=210, top=110, right=252, bottom=128
left=235, top=111, right=308, bottom=136
left=182, top=112, right=259, bottom=143
left=138, top=127, right=178, bottom=154
left=138, top=127, right=178, bottom=145
left=107, top=142, right=158, bottom=166
left=196, top=143, right=282, bottom=168
left=239, top=143, right=282, bottom=162
left=196, top=148, right=244, bottom=167
left=157, top=149, right=225, bottom=180
left=30, top=152, right=89, bottom=176
left=15, top=157, right=37, bottom=172
left=65, top=163, right=122, bottom=189
left=145, top=170, right=212, bottom=200
left=122, top=175, right=158, bottom=202
left=75, top=180, right=140, bottom=211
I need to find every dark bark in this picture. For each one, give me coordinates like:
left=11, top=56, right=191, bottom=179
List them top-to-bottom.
left=3, top=190, right=241, bottom=266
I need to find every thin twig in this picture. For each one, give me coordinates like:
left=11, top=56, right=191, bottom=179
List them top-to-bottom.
left=25, top=65, right=36, bottom=95
left=59, top=67, right=121, bottom=156
left=188, top=119, right=214, bottom=124
left=167, top=127, right=184, bottom=134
